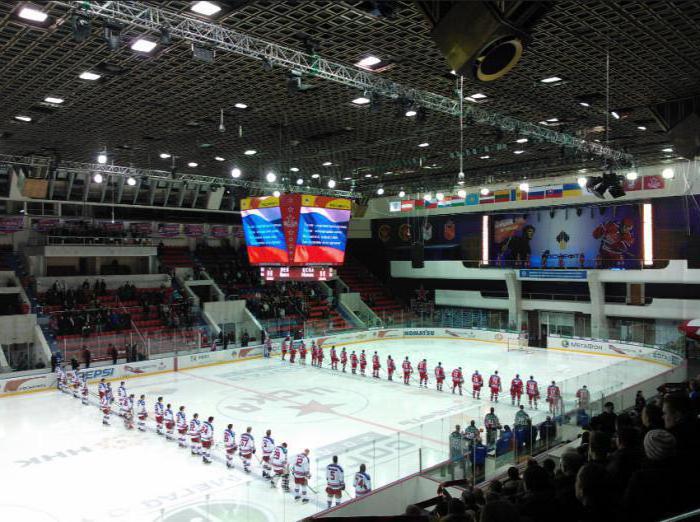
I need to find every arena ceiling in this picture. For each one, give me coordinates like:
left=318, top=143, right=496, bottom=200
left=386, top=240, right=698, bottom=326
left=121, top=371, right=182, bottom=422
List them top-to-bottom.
left=1, top=0, right=699, bottom=198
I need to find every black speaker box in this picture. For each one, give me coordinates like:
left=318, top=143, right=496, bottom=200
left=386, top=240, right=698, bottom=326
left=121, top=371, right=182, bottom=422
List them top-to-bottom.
left=668, top=112, right=700, bottom=160
left=411, top=242, right=425, bottom=269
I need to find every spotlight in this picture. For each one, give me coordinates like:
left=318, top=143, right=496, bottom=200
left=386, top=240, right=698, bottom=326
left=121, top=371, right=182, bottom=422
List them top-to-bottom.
left=191, top=1, right=222, bottom=17
left=18, top=6, right=48, bottom=23
left=71, top=13, right=91, bottom=42
left=103, top=20, right=124, bottom=51
left=159, top=26, right=172, bottom=45
left=130, top=38, right=157, bottom=53
left=44, top=96, right=64, bottom=104
left=234, top=103, right=248, bottom=109
left=611, top=111, right=620, bottom=120
left=14, top=115, right=32, bottom=122
left=97, top=152, right=107, bottom=164
left=322, top=161, right=332, bottom=167
left=231, top=168, right=241, bottom=178
left=662, top=168, right=674, bottom=179
left=625, top=171, right=638, bottom=181
left=266, top=172, right=276, bottom=183
left=93, top=173, right=103, bottom=184
left=311, top=174, right=320, bottom=179
left=126, top=177, right=136, bottom=186
left=577, top=177, right=587, bottom=188
left=296, top=178, right=304, bottom=185
left=328, top=179, right=336, bottom=188
left=519, top=182, right=530, bottom=192
left=377, top=187, right=384, bottom=195
left=480, top=187, right=490, bottom=195
left=398, top=189, right=406, bottom=197
left=457, top=189, right=467, bottom=198
left=273, top=190, right=281, bottom=197
left=423, top=192, right=432, bottom=201
left=436, top=192, right=444, bottom=201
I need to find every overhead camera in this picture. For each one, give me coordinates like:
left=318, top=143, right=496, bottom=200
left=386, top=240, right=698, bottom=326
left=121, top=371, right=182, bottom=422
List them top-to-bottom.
left=585, top=169, right=626, bottom=199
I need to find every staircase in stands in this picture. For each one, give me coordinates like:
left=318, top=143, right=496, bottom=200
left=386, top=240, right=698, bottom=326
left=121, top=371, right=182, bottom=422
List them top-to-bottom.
left=338, top=259, right=406, bottom=318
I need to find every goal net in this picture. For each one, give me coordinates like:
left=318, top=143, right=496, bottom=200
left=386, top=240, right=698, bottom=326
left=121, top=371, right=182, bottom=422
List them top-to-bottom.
left=507, top=332, right=530, bottom=352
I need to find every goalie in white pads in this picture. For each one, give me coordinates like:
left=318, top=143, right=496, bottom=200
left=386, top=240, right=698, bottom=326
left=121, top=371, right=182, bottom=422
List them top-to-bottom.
left=176, top=406, right=188, bottom=447
left=201, top=416, right=214, bottom=464
left=224, top=424, right=237, bottom=469
left=239, top=426, right=256, bottom=473
left=262, top=429, right=275, bottom=478
left=270, top=442, right=290, bottom=491
left=292, top=448, right=311, bottom=503
left=326, top=455, right=345, bottom=508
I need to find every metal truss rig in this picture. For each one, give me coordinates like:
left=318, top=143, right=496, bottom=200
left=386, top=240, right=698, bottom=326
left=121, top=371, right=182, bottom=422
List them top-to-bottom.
left=56, top=1, right=633, bottom=164
left=0, top=154, right=355, bottom=198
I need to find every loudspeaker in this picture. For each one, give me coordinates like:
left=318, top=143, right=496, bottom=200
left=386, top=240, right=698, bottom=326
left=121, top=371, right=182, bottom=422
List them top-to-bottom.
left=429, top=1, right=525, bottom=82
left=668, top=112, right=700, bottom=160
left=411, top=241, right=425, bottom=269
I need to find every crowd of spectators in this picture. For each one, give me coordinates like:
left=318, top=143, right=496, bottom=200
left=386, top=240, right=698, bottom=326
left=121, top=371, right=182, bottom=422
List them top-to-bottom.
left=43, top=221, right=153, bottom=245
left=414, top=378, right=700, bottom=522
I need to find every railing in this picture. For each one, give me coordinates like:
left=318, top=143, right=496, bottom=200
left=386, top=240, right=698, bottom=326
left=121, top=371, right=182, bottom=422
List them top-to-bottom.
left=28, top=235, right=156, bottom=247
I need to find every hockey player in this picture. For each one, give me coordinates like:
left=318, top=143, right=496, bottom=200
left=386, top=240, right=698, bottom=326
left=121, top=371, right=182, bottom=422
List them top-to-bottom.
left=281, top=335, right=290, bottom=361
left=263, top=336, right=272, bottom=358
left=299, top=340, right=307, bottom=365
left=290, top=341, right=297, bottom=363
left=311, top=341, right=318, bottom=367
left=317, top=346, right=324, bottom=368
left=330, top=346, right=339, bottom=370
left=340, top=348, right=348, bottom=372
left=359, top=350, right=367, bottom=376
left=350, top=351, right=358, bottom=374
left=371, top=351, right=381, bottom=378
left=387, top=355, right=396, bottom=381
left=402, top=356, right=412, bottom=385
left=418, top=359, right=428, bottom=388
left=435, top=362, right=445, bottom=391
left=56, top=365, right=67, bottom=392
left=451, top=366, right=464, bottom=395
left=70, top=369, right=81, bottom=398
left=472, top=370, right=483, bottom=399
left=488, top=371, right=502, bottom=402
left=510, top=374, right=524, bottom=406
left=80, top=375, right=89, bottom=405
left=526, top=376, right=539, bottom=409
left=98, top=377, right=107, bottom=400
left=547, top=380, right=561, bottom=415
left=117, top=381, right=127, bottom=416
left=105, top=382, right=114, bottom=405
left=576, top=385, right=590, bottom=411
left=100, top=393, right=111, bottom=426
left=123, top=394, right=135, bottom=430
left=136, top=394, right=147, bottom=431
left=154, top=396, right=165, bottom=435
left=165, top=404, right=176, bottom=440
left=514, top=405, right=530, bottom=428
left=176, top=406, right=188, bottom=447
left=484, top=407, right=501, bottom=448
left=188, top=412, right=201, bottom=453
left=200, top=416, right=214, bottom=464
left=464, top=420, right=480, bottom=445
left=223, top=424, right=237, bottom=469
left=239, top=426, right=256, bottom=473
left=262, top=429, right=275, bottom=479
left=270, top=442, right=289, bottom=491
left=292, top=448, right=311, bottom=503
left=326, top=455, right=345, bottom=508
left=353, top=464, right=372, bottom=498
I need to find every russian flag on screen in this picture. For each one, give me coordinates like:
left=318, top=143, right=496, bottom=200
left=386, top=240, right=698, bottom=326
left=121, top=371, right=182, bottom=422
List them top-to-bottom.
left=241, top=207, right=289, bottom=264
left=293, top=207, right=350, bottom=264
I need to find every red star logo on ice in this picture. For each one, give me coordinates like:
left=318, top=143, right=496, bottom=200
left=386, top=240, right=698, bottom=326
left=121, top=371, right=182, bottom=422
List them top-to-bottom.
left=285, top=399, right=345, bottom=417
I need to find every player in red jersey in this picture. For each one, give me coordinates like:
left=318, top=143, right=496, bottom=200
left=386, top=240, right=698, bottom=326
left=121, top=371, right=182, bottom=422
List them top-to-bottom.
left=281, top=336, right=290, bottom=361
left=299, top=341, right=307, bottom=365
left=290, top=342, right=297, bottom=364
left=317, top=346, right=324, bottom=368
left=330, top=346, right=339, bottom=370
left=340, top=348, right=348, bottom=372
left=359, top=350, right=367, bottom=376
left=350, top=351, right=358, bottom=374
left=372, top=351, right=381, bottom=378
left=387, top=355, right=396, bottom=381
left=401, top=357, right=412, bottom=385
left=417, top=359, right=428, bottom=388
left=434, top=362, right=445, bottom=391
left=451, top=367, right=464, bottom=395
left=472, top=370, right=483, bottom=399
left=489, top=371, right=502, bottom=402
left=510, top=374, right=523, bottom=406
left=526, top=375, right=539, bottom=409
left=547, top=380, right=561, bottom=414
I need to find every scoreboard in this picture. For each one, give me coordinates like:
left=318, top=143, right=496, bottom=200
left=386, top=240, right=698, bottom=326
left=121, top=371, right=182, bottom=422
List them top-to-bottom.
left=260, top=266, right=337, bottom=281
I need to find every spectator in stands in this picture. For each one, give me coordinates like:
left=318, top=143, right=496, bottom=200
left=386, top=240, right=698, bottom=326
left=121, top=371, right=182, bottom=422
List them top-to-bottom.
left=241, top=330, right=249, bottom=347
left=109, top=344, right=118, bottom=365
left=82, top=346, right=91, bottom=369
left=50, top=352, right=58, bottom=372
left=70, top=357, right=79, bottom=371
left=634, top=390, right=646, bottom=414
left=662, top=394, right=700, bottom=463
left=597, top=402, right=617, bottom=435
left=640, top=402, right=664, bottom=434
left=538, top=416, right=556, bottom=447
left=606, top=425, right=642, bottom=497
left=587, top=430, right=611, bottom=466
left=553, top=450, right=584, bottom=519
left=541, top=458, right=556, bottom=481
left=575, top=463, right=614, bottom=522
left=516, top=464, right=557, bottom=522
left=501, top=467, right=523, bottom=499
left=480, top=500, right=519, bottom=522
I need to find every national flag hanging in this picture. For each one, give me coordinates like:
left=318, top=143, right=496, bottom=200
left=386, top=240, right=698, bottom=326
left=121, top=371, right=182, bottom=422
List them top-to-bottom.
left=643, top=175, right=665, bottom=190
left=562, top=183, right=582, bottom=197
left=544, top=185, right=563, bottom=198
left=527, top=186, right=545, bottom=200
left=494, top=189, right=510, bottom=203
left=479, top=191, right=495, bottom=204
left=400, top=200, right=414, bottom=212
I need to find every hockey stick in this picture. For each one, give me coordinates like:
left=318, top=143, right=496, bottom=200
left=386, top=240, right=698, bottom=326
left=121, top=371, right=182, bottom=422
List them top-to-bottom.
left=307, top=484, right=318, bottom=495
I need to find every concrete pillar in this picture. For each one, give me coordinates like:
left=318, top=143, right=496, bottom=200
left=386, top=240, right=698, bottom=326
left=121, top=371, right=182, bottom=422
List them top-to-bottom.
left=504, top=270, right=523, bottom=329
left=588, top=271, right=608, bottom=338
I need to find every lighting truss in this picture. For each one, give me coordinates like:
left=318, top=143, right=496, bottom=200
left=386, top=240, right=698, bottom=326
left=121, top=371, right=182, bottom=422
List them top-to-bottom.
left=56, top=1, right=633, bottom=164
left=0, top=155, right=354, bottom=198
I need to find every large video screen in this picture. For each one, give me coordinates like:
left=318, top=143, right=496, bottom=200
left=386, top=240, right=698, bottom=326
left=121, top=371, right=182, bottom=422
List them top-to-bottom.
left=241, top=194, right=351, bottom=266
left=293, top=195, right=351, bottom=265
left=240, top=196, right=289, bottom=265
left=492, top=204, right=642, bottom=269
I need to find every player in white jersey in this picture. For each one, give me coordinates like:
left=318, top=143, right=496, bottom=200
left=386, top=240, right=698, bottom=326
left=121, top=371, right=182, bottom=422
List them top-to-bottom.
left=56, top=365, right=67, bottom=392
left=70, top=370, right=81, bottom=398
left=80, top=376, right=89, bottom=405
left=98, top=378, right=107, bottom=400
left=117, top=381, right=127, bottom=416
left=105, top=382, right=114, bottom=404
left=100, top=394, right=111, bottom=426
left=123, top=394, right=135, bottom=430
left=136, top=394, right=147, bottom=431
left=154, top=397, right=165, bottom=435
left=164, top=404, right=175, bottom=440
left=176, top=406, right=188, bottom=447
left=189, top=413, right=201, bottom=454
left=200, top=416, right=214, bottom=464
left=223, top=424, right=237, bottom=469
left=239, top=427, right=256, bottom=473
left=261, top=429, right=275, bottom=479
left=270, top=442, right=289, bottom=491
left=292, top=449, right=311, bottom=503
left=326, top=455, right=345, bottom=508
left=353, top=464, right=372, bottom=497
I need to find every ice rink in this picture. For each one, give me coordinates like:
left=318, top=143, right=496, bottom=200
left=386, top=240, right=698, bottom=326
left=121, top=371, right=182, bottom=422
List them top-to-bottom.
left=0, top=338, right=667, bottom=522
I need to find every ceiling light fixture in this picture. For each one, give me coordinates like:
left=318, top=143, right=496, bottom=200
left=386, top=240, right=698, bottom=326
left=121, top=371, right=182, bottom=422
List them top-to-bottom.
left=190, top=1, right=222, bottom=16
left=18, top=6, right=48, bottom=22
left=130, top=38, right=157, bottom=53
left=355, top=55, right=381, bottom=68
left=79, top=71, right=101, bottom=81
left=540, top=76, right=562, bottom=83
left=44, top=96, right=64, bottom=104
left=351, top=96, right=370, bottom=105
left=234, top=102, right=248, bottom=109
left=579, top=102, right=591, bottom=107
left=405, top=109, right=417, bottom=117
left=611, top=111, right=620, bottom=120
left=14, top=115, right=31, bottom=122
left=546, top=117, right=559, bottom=122
left=637, top=125, right=647, bottom=131
left=516, top=138, right=528, bottom=144
left=418, top=142, right=429, bottom=148
left=662, top=147, right=673, bottom=153
left=243, top=149, right=257, bottom=156
left=514, top=150, right=524, bottom=155
left=97, top=152, right=107, bottom=164
left=159, top=153, right=171, bottom=159
left=479, top=155, right=490, bottom=159
left=214, top=156, right=225, bottom=161
left=187, top=161, right=198, bottom=167
left=322, top=161, right=332, bottom=166
left=290, top=167, right=299, bottom=172
left=231, top=168, right=241, bottom=178
left=662, top=168, right=674, bottom=179
left=625, top=171, right=638, bottom=181
left=266, top=172, right=276, bottom=183
left=93, top=173, right=103, bottom=184
left=311, top=173, right=320, bottom=179
left=364, top=173, right=373, bottom=178
left=126, top=177, right=136, bottom=186
left=296, top=178, right=304, bottom=185
left=327, top=179, right=336, bottom=188
left=519, top=182, right=530, bottom=192
left=376, top=187, right=385, bottom=195
left=480, top=187, right=490, bottom=195
left=398, top=189, right=406, bottom=197
left=457, top=189, right=467, bottom=198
